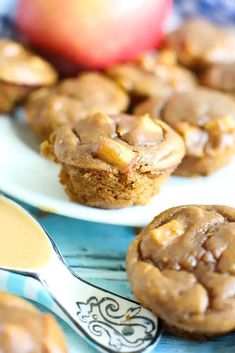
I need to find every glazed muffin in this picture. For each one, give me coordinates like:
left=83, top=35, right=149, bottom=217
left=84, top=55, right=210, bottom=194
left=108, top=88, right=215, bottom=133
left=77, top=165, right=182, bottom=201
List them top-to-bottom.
left=163, top=18, right=235, bottom=70
left=0, top=39, right=57, bottom=113
left=106, top=56, right=196, bottom=99
left=202, top=63, right=235, bottom=94
left=25, top=72, right=129, bottom=140
left=135, top=87, right=235, bottom=176
left=134, top=95, right=169, bottom=122
left=41, top=112, right=185, bottom=208
left=127, top=205, right=235, bottom=340
left=0, top=291, right=67, bottom=352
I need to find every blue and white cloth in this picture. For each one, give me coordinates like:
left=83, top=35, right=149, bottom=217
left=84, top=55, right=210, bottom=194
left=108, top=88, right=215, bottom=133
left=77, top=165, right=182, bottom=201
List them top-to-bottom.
left=175, top=0, right=235, bottom=25
left=0, top=268, right=54, bottom=310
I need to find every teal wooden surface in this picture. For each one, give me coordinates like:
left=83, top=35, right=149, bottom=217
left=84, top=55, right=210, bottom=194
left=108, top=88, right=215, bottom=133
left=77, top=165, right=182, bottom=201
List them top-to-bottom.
left=4, top=194, right=235, bottom=353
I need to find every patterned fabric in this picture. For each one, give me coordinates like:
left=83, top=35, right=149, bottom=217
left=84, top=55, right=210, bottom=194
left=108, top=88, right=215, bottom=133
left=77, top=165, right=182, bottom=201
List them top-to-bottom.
left=0, top=0, right=17, bottom=38
left=0, top=0, right=16, bottom=17
left=175, top=0, right=235, bottom=25
left=0, top=16, right=18, bottom=39
left=0, top=268, right=54, bottom=310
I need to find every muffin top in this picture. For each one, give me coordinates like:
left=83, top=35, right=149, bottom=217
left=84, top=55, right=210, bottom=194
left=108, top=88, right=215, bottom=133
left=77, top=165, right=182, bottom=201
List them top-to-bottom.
left=163, top=18, right=235, bottom=69
left=0, top=39, right=57, bottom=86
left=106, top=58, right=196, bottom=98
left=202, top=63, right=235, bottom=92
left=25, top=72, right=129, bottom=139
left=56, top=72, right=129, bottom=111
left=135, top=88, right=235, bottom=157
left=42, top=112, right=185, bottom=174
left=127, top=205, right=235, bottom=335
left=0, top=291, right=67, bottom=353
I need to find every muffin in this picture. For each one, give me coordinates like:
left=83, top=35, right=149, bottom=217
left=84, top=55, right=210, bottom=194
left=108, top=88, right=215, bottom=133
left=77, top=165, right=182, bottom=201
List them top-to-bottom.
left=163, top=18, right=235, bottom=70
left=0, top=39, right=57, bottom=113
left=106, top=56, right=196, bottom=99
left=202, top=63, right=235, bottom=94
left=25, top=72, right=129, bottom=140
left=135, top=87, right=235, bottom=176
left=134, top=95, right=169, bottom=122
left=41, top=112, right=185, bottom=208
left=127, top=205, right=235, bottom=340
left=0, top=291, right=67, bottom=352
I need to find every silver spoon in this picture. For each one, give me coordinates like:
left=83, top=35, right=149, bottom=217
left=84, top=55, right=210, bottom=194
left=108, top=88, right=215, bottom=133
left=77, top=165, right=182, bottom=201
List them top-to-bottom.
left=0, top=196, right=161, bottom=353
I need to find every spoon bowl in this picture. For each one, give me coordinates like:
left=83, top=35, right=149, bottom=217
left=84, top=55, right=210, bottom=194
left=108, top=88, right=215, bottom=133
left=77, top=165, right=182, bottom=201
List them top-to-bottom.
left=0, top=196, right=161, bottom=353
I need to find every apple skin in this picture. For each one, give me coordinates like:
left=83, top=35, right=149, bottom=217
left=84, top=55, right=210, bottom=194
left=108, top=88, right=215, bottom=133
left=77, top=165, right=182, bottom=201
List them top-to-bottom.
left=15, top=0, right=172, bottom=69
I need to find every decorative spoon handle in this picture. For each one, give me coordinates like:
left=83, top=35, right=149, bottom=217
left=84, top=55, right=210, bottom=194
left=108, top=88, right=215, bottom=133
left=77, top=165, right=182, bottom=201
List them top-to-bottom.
left=0, top=195, right=160, bottom=353
left=38, top=241, right=161, bottom=353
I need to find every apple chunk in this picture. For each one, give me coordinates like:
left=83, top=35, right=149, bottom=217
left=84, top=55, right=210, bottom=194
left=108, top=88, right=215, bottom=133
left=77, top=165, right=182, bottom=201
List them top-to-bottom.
left=119, top=114, right=163, bottom=146
left=204, top=115, right=235, bottom=133
left=92, top=137, right=139, bottom=172
left=150, top=220, right=184, bottom=247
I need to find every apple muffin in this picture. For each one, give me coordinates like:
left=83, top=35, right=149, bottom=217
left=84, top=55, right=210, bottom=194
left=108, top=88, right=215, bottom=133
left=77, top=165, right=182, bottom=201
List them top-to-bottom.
left=163, top=18, right=235, bottom=70
left=0, top=39, right=57, bottom=113
left=106, top=55, right=196, bottom=99
left=202, top=63, right=235, bottom=94
left=25, top=72, right=129, bottom=140
left=135, top=87, right=235, bottom=176
left=41, top=112, right=185, bottom=208
left=127, top=205, right=235, bottom=340
left=0, top=291, right=67, bottom=352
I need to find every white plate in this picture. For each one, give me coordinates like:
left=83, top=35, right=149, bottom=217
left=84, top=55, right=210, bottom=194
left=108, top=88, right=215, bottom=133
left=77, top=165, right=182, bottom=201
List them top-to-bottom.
left=1, top=114, right=235, bottom=227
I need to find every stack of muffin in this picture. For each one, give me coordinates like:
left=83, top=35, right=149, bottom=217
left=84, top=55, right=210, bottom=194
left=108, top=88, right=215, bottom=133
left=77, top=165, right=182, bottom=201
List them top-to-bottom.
left=3, top=18, right=235, bottom=209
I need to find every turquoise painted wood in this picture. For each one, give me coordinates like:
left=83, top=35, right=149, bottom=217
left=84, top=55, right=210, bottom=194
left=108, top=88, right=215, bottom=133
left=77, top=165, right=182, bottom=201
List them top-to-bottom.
left=3, top=194, right=235, bottom=353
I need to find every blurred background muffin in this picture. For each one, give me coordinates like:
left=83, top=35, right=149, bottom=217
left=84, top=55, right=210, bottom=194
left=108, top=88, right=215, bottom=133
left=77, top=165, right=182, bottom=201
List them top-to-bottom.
left=0, top=39, right=57, bottom=113
left=25, top=72, right=129, bottom=140
left=135, top=88, right=235, bottom=176
left=0, top=290, right=67, bottom=353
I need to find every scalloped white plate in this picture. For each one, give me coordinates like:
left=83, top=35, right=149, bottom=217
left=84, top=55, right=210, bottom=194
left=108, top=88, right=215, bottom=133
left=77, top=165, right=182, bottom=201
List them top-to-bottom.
left=1, top=114, right=235, bottom=226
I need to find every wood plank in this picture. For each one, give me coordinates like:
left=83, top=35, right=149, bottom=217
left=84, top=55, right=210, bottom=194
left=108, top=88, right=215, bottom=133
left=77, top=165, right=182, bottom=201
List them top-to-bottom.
left=6, top=197, right=235, bottom=352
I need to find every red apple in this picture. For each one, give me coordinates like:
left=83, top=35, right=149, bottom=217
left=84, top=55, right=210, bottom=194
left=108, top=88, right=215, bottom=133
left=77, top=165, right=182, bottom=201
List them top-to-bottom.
left=15, top=0, right=172, bottom=69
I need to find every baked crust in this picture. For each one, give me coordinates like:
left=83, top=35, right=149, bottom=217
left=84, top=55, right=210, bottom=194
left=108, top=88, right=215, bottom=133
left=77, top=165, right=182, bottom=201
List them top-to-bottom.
left=163, top=18, right=235, bottom=69
left=0, top=39, right=57, bottom=113
left=106, top=54, right=196, bottom=99
left=202, top=63, right=235, bottom=93
left=25, top=72, right=129, bottom=140
left=134, top=88, right=235, bottom=176
left=41, top=112, right=185, bottom=208
left=126, top=205, right=235, bottom=339
left=0, top=291, right=67, bottom=352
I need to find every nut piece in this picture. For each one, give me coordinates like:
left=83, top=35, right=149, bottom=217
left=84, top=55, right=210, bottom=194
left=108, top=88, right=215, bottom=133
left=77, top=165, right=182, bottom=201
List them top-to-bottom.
left=204, top=116, right=235, bottom=133
left=92, top=137, right=139, bottom=172
left=150, top=220, right=185, bottom=247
